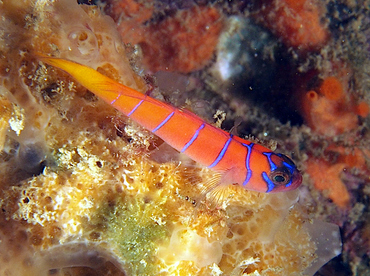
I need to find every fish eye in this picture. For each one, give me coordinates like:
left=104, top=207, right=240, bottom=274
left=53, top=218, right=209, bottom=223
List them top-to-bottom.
left=270, top=170, right=290, bottom=185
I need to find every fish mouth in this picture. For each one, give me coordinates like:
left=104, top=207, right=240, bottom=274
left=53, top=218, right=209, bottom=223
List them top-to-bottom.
left=289, top=169, right=303, bottom=190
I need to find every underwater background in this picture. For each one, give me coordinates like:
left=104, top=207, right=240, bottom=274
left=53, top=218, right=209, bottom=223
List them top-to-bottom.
left=0, top=0, right=369, bottom=275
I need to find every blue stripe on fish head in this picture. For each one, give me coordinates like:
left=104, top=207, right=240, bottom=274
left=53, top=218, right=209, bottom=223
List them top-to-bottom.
left=242, top=143, right=254, bottom=186
left=261, top=152, right=300, bottom=192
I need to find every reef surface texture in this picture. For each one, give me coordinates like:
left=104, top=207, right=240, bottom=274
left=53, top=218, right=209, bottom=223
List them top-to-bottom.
left=2, top=0, right=368, bottom=275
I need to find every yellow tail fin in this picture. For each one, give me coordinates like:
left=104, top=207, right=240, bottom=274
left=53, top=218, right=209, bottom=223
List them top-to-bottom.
left=36, top=54, right=142, bottom=104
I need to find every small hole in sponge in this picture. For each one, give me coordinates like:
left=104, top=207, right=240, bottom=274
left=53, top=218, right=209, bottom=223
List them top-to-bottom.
left=17, top=143, right=47, bottom=176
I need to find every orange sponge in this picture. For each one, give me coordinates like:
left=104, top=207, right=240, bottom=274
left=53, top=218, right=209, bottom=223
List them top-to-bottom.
left=258, top=0, right=328, bottom=51
left=110, top=3, right=224, bottom=73
left=139, top=6, right=224, bottom=73
left=300, top=75, right=366, bottom=136
left=319, top=76, right=344, bottom=101
left=355, top=101, right=370, bottom=118
left=305, top=159, right=350, bottom=208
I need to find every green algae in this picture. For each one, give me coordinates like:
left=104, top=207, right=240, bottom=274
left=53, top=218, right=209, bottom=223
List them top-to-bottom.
left=98, top=194, right=169, bottom=275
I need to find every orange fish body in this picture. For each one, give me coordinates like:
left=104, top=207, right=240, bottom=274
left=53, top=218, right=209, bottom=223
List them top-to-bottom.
left=38, top=56, right=302, bottom=193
